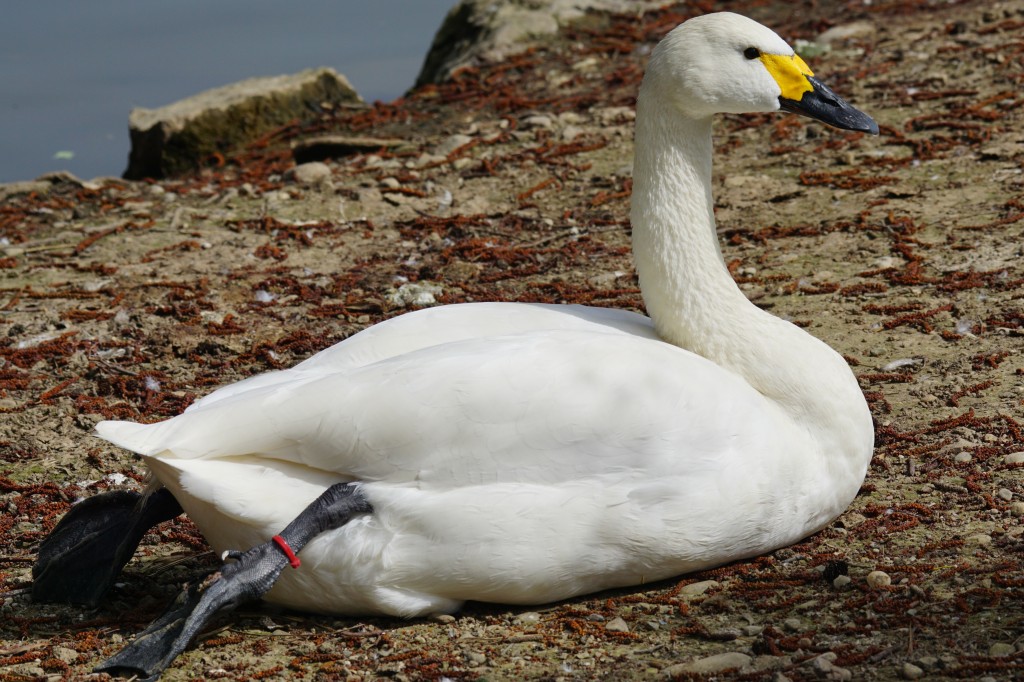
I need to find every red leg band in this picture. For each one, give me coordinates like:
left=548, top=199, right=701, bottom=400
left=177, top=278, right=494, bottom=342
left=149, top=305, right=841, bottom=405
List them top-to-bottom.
left=272, top=535, right=301, bottom=569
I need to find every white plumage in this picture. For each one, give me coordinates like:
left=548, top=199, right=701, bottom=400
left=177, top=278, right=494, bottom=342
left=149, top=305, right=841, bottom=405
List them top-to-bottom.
left=96, top=12, right=874, bottom=617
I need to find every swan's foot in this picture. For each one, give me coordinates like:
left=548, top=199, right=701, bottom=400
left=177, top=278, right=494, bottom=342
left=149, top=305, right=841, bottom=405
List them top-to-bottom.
left=95, top=482, right=372, bottom=680
left=32, top=488, right=183, bottom=607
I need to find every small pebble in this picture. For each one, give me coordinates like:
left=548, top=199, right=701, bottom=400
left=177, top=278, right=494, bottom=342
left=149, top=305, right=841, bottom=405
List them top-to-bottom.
left=288, top=161, right=332, bottom=187
left=1003, top=451, right=1024, bottom=465
left=953, top=452, right=972, bottom=464
left=997, top=487, right=1013, bottom=501
left=1009, top=501, right=1024, bottom=517
left=966, top=533, right=992, bottom=547
left=866, top=570, right=891, bottom=589
left=832, top=575, right=852, bottom=589
left=680, top=579, right=720, bottom=596
left=514, top=611, right=541, bottom=624
left=430, top=613, right=456, bottom=624
left=605, top=616, right=630, bottom=633
left=783, top=617, right=804, bottom=633
left=989, top=642, right=1014, bottom=657
left=660, top=652, right=751, bottom=676
left=902, top=662, right=924, bottom=679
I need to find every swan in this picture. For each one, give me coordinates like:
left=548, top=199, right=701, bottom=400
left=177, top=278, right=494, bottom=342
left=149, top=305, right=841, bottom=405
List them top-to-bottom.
left=32, top=12, right=877, bottom=678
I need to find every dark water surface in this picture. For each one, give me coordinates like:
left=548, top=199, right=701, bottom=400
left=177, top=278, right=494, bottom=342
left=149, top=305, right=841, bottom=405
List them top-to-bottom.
left=0, top=0, right=454, bottom=183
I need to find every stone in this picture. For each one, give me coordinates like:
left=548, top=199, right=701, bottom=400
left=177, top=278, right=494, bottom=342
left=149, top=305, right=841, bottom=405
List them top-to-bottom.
left=416, top=0, right=662, bottom=86
left=817, top=21, right=876, bottom=45
left=126, top=68, right=362, bottom=179
left=433, top=134, right=475, bottom=157
left=287, top=162, right=332, bottom=188
left=387, top=282, right=442, bottom=308
left=1003, top=451, right=1024, bottom=465
left=953, top=452, right=972, bottom=464
left=997, top=488, right=1013, bottom=501
left=1009, top=501, right=1024, bottom=517
left=967, top=533, right=992, bottom=547
left=866, top=571, right=891, bottom=589
left=832, top=575, right=852, bottom=589
left=680, top=579, right=720, bottom=597
left=514, top=611, right=541, bottom=624
left=604, top=616, right=630, bottom=633
left=783, top=617, right=805, bottom=632
left=988, top=642, right=1014, bottom=657
left=51, top=646, right=79, bottom=664
left=661, top=652, right=751, bottom=676
left=811, top=653, right=852, bottom=681
left=901, top=662, right=924, bottom=679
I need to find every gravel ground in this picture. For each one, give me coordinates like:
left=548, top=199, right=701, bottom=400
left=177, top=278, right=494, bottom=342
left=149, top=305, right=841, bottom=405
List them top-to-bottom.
left=2, top=0, right=1023, bottom=680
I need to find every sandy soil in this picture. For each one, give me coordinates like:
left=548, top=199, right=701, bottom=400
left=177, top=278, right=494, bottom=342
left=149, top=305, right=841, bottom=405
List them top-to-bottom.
left=2, top=0, right=1023, bottom=679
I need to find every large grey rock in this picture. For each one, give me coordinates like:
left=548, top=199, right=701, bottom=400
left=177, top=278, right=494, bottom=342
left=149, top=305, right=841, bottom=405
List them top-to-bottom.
left=416, top=0, right=660, bottom=87
left=125, top=68, right=362, bottom=179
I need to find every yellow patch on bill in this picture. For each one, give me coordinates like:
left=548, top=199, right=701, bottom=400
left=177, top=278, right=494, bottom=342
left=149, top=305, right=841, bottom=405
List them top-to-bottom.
left=760, top=53, right=814, bottom=101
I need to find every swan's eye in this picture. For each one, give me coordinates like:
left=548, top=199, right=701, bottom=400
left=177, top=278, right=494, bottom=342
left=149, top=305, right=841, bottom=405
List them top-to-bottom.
left=743, top=47, right=760, bottom=60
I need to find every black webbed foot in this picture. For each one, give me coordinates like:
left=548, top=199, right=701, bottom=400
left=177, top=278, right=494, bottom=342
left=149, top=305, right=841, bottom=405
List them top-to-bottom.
left=95, top=482, right=371, bottom=679
left=32, top=488, right=183, bottom=606
left=95, top=540, right=292, bottom=679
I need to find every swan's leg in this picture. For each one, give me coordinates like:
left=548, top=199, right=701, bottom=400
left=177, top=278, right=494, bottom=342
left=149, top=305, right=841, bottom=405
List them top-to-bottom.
left=95, top=482, right=372, bottom=679
left=32, top=488, right=183, bottom=607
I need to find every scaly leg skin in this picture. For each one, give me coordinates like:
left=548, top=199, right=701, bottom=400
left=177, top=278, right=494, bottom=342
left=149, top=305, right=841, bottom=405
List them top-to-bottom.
left=95, top=482, right=373, bottom=680
left=32, top=488, right=184, bottom=607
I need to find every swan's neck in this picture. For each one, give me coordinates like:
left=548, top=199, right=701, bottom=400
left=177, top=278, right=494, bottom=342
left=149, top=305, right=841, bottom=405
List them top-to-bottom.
left=629, top=98, right=872, bottom=494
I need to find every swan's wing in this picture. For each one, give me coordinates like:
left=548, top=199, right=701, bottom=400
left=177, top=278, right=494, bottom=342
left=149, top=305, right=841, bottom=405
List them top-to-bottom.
left=184, top=302, right=656, bottom=412
left=97, top=328, right=786, bottom=488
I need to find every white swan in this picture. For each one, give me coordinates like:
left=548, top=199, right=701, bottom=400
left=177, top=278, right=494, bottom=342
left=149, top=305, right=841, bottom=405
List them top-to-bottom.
left=33, top=12, right=877, bottom=677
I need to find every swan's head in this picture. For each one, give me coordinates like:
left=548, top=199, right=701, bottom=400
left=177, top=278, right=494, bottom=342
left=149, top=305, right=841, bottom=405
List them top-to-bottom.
left=641, top=12, right=878, bottom=134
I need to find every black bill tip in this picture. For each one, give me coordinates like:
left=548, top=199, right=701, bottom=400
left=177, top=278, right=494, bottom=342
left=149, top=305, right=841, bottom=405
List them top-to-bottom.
left=779, top=76, right=879, bottom=135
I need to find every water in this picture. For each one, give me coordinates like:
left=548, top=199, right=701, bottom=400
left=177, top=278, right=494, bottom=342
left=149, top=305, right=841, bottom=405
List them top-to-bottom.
left=0, top=0, right=455, bottom=183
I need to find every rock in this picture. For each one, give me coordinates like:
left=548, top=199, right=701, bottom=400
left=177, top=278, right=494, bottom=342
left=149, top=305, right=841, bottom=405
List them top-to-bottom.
left=416, top=0, right=662, bottom=86
left=817, top=21, right=876, bottom=45
left=126, top=68, right=362, bottom=179
left=293, top=134, right=406, bottom=164
left=433, top=134, right=475, bottom=157
left=287, top=162, right=332, bottom=188
left=387, top=282, right=442, bottom=308
left=1003, top=451, right=1024, bottom=465
left=953, top=452, right=972, bottom=464
left=997, top=488, right=1013, bottom=501
left=1010, top=501, right=1024, bottom=517
left=841, top=512, right=867, bottom=527
left=966, top=533, right=992, bottom=547
left=866, top=571, right=891, bottom=589
left=832, top=575, right=852, bottom=589
left=680, top=579, right=720, bottom=597
left=514, top=611, right=541, bottom=624
left=430, top=613, right=456, bottom=624
left=604, top=616, right=630, bottom=633
left=783, top=617, right=805, bottom=632
left=989, top=642, right=1014, bottom=657
left=51, top=646, right=79, bottom=664
left=465, top=650, right=487, bottom=666
left=661, top=652, right=751, bottom=676
left=811, top=653, right=852, bottom=681
left=901, top=659, right=925, bottom=675
left=901, top=662, right=924, bottom=679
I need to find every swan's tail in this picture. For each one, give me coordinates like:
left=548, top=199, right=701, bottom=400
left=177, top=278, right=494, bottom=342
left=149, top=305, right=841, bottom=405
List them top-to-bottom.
left=95, top=420, right=167, bottom=456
